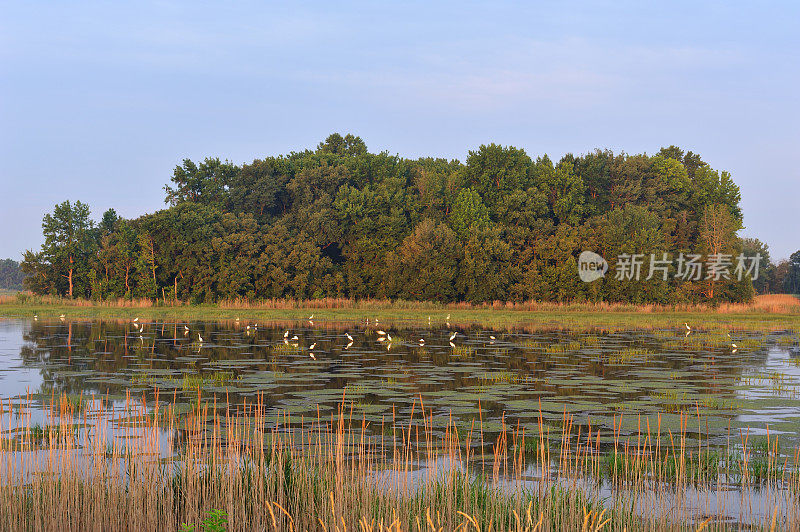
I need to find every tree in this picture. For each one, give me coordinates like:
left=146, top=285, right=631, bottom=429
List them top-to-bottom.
left=164, top=158, right=240, bottom=207
left=449, top=188, right=490, bottom=237
left=39, top=200, right=94, bottom=298
left=698, top=204, right=740, bottom=300
left=386, top=219, right=460, bottom=301
left=740, top=238, right=774, bottom=294
left=786, top=251, right=800, bottom=294
left=0, top=259, right=25, bottom=290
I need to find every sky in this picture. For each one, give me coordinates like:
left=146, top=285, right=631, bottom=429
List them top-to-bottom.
left=1, top=1, right=798, bottom=260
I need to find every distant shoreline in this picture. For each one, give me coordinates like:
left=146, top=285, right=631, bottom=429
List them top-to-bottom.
left=2, top=294, right=798, bottom=330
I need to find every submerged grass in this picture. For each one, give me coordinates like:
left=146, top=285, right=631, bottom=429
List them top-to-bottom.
left=0, top=392, right=799, bottom=530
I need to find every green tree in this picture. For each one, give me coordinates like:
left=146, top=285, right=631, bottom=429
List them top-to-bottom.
left=38, top=200, right=94, bottom=297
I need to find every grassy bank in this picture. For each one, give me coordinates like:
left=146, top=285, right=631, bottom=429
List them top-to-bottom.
left=1, top=294, right=799, bottom=331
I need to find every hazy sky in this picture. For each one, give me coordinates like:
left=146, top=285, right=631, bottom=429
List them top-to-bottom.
left=1, top=1, right=798, bottom=260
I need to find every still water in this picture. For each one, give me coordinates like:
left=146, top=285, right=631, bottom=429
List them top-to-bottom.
left=1, top=318, right=799, bottom=449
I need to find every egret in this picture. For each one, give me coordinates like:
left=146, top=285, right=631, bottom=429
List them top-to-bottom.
left=33, top=314, right=38, bottom=321
left=59, top=314, right=65, bottom=320
left=309, top=314, right=314, bottom=320
left=446, top=314, right=450, bottom=320
left=133, top=317, right=139, bottom=323
left=684, top=323, right=691, bottom=331
left=184, top=325, right=190, bottom=332
left=246, top=325, right=251, bottom=330
left=284, top=330, right=289, bottom=338
left=377, top=330, right=386, bottom=336
left=449, top=332, right=457, bottom=341
left=198, top=333, right=204, bottom=343
left=345, top=333, right=353, bottom=342
left=387, top=334, right=392, bottom=342
left=291, top=335, right=299, bottom=341
left=489, top=335, right=496, bottom=340
left=377, top=337, right=386, bottom=343
left=419, top=338, right=425, bottom=346
left=345, top=341, right=353, bottom=349
left=449, top=341, right=456, bottom=348
left=309, top=343, right=316, bottom=350
left=731, top=343, right=738, bottom=349
left=310, top=352, right=316, bottom=360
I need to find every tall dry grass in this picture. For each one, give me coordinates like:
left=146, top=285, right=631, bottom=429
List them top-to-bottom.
left=6, top=292, right=797, bottom=315
left=0, top=392, right=797, bottom=531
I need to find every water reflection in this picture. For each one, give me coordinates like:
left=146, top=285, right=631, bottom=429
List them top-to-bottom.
left=2, top=318, right=799, bottom=446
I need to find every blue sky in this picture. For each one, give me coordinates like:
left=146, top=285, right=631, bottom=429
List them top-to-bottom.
left=1, top=1, right=798, bottom=260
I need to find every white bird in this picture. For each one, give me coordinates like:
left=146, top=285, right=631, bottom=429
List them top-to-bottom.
left=33, top=314, right=38, bottom=321
left=59, top=314, right=65, bottom=320
left=309, top=314, right=314, bottom=320
left=446, top=314, right=450, bottom=320
left=133, top=317, right=139, bottom=323
left=684, top=323, right=691, bottom=331
left=184, top=325, right=190, bottom=331
left=284, top=330, right=289, bottom=338
left=377, top=330, right=386, bottom=336
left=449, top=332, right=457, bottom=341
left=198, top=333, right=204, bottom=343
left=345, top=333, right=353, bottom=342
left=387, top=334, right=392, bottom=342
left=291, top=335, right=299, bottom=341
left=489, top=335, right=496, bottom=340
left=377, top=337, right=386, bottom=343
left=419, top=338, right=425, bottom=346
left=345, top=341, right=353, bottom=349
left=449, top=341, right=456, bottom=348
left=309, top=343, right=316, bottom=350
left=731, top=343, right=738, bottom=349
left=310, top=352, right=316, bottom=360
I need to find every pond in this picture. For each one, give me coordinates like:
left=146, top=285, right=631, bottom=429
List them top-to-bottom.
left=1, top=317, right=799, bottom=450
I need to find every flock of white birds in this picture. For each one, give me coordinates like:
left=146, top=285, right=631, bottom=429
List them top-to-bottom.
left=36, top=314, right=739, bottom=356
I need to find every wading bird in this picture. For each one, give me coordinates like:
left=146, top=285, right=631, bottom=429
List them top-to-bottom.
left=449, top=332, right=457, bottom=341
left=198, top=333, right=204, bottom=343
left=345, top=333, right=353, bottom=342
left=309, top=343, right=316, bottom=350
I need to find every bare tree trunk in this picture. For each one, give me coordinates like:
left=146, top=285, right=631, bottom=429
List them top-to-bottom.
left=68, top=255, right=74, bottom=298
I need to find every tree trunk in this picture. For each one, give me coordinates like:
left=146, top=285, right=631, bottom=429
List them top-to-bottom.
left=68, top=255, right=74, bottom=298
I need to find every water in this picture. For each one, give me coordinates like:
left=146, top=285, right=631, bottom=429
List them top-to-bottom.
left=1, top=318, right=799, bottom=449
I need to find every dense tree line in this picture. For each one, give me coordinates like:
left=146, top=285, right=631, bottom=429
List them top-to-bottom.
left=20, top=134, right=800, bottom=303
left=0, top=259, right=24, bottom=290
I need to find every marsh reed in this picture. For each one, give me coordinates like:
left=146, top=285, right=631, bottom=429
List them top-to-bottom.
left=0, top=391, right=798, bottom=531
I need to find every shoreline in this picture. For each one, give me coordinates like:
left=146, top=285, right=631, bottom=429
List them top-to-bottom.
left=2, top=300, right=799, bottom=331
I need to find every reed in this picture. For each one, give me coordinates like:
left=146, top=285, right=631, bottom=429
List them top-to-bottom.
left=0, top=391, right=798, bottom=530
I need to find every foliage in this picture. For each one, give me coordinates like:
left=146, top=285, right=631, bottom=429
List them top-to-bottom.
left=20, top=136, right=772, bottom=303
left=0, top=259, right=24, bottom=290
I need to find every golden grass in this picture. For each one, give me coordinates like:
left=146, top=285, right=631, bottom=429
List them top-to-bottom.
left=3, top=292, right=799, bottom=314
left=0, top=392, right=798, bottom=530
